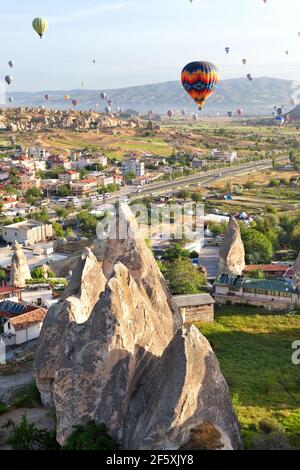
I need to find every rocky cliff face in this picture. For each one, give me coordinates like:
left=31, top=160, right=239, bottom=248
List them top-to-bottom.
left=34, top=205, right=241, bottom=450
left=218, top=217, right=245, bottom=277
left=9, top=242, right=31, bottom=288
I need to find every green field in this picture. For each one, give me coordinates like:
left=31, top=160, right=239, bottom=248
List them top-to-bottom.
left=197, top=306, right=300, bottom=449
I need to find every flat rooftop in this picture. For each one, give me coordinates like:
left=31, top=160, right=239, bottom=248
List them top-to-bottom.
left=4, top=220, right=50, bottom=229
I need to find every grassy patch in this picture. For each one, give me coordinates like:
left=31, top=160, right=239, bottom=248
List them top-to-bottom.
left=197, top=305, right=300, bottom=448
left=12, top=383, right=42, bottom=409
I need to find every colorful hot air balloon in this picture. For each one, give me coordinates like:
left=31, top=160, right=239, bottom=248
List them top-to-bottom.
left=32, top=17, right=48, bottom=38
left=225, top=47, right=230, bottom=55
left=93, top=59, right=96, bottom=64
left=8, top=61, right=14, bottom=69
left=181, top=61, right=220, bottom=110
left=5, top=76, right=13, bottom=85
left=81, top=82, right=85, bottom=87
left=100, top=92, right=107, bottom=100
left=44, top=94, right=49, bottom=101
left=64, top=95, right=70, bottom=100
left=291, top=98, right=296, bottom=105
left=72, top=99, right=79, bottom=107
left=277, top=107, right=283, bottom=116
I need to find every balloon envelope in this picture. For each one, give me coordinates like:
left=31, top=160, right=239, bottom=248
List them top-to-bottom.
left=32, top=17, right=48, bottom=38
left=181, top=61, right=220, bottom=110
left=5, top=76, right=13, bottom=85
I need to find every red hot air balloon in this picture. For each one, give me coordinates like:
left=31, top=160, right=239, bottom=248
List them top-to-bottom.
left=181, top=61, right=220, bottom=110
left=236, top=109, right=243, bottom=117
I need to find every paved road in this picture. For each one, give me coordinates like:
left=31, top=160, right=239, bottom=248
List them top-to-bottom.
left=199, top=245, right=220, bottom=280
left=0, top=371, right=33, bottom=404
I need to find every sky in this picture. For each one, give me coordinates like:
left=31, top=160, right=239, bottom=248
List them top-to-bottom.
left=0, top=0, right=300, bottom=91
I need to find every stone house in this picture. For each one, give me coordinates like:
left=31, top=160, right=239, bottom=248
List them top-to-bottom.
left=174, top=293, right=215, bottom=323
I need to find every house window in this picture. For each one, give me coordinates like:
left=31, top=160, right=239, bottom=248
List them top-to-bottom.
left=37, top=298, right=42, bottom=306
left=7, top=322, right=11, bottom=330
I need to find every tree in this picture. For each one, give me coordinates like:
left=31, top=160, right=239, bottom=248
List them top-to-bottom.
left=124, top=171, right=136, bottom=183
left=57, top=185, right=71, bottom=197
left=25, top=188, right=42, bottom=200
left=177, top=189, right=190, bottom=201
left=191, top=192, right=203, bottom=203
left=55, top=208, right=67, bottom=220
left=52, top=222, right=65, bottom=238
left=242, top=229, right=273, bottom=264
left=162, top=243, right=190, bottom=261
left=163, top=258, right=207, bottom=295
left=0, top=269, right=6, bottom=282
left=247, top=269, right=266, bottom=280
left=6, top=414, right=58, bottom=450
left=63, top=421, right=118, bottom=450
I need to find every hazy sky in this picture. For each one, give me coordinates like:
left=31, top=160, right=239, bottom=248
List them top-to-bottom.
left=1, top=0, right=300, bottom=91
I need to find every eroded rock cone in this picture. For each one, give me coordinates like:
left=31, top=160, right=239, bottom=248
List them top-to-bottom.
left=34, top=205, right=242, bottom=449
left=218, top=217, right=245, bottom=277
left=9, top=242, right=31, bottom=288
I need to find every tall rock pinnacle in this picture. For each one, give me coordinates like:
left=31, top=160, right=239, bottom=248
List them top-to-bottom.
left=34, top=205, right=242, bottom=450
left=218, top=217, right=245, bottom=277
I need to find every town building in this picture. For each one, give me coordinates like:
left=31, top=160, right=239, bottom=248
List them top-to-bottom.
left=28, top=146, right=47, bottom=160
left=211, top=149, right=237, bottom=163
left=76, top=155, right=108, bottom=170
left=122, top=158, right=145, bottom=177
left=58, top=170, right=80, bottom=183
left=20, top=173, right=41, bottom=192
left=70, top=178, right=98, bottom=196
left=2, top=220, right=53, bottom=245
left=243, top=264, right=290, bottom=278
left=214, top=274, right=297, bottom=311
left=174, top=294, right=215, bottom=323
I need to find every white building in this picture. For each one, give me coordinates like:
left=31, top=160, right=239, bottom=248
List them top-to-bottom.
left=29, top=146, right=48, bottom=160
left=211, top=149, right=237, bottom=163
left=76, top=155, right=108, bottom=170
left=122, top=158, right=145, bottom=177
left=2, top=220, right=53, bottom=246
left=3, top=308, right=46, bottom=345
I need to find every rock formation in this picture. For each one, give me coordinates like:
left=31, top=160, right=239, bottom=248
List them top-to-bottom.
left=34, top=205, right=241, bottom=450
left=218, top=217, right=245, bottom=277
left=9, top=242, right=31, bottom=288
left=292, top=252, right=300, bottom=288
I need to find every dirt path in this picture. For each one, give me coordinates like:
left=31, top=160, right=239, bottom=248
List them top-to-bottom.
left=0, top=372, right=33, bottom=404
left=0, top=407, right=56, bottom=449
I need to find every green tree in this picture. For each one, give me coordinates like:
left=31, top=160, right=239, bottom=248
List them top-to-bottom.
left=57, top=185, right=71, bottom=197
left=177, top=189, right=190, bottom=201
left=191, top=192, right=203, bottom=203
left=52, top=222, right=65, bottom=238
left=242, top=229, right=273, bottom=264
left=162, top=243, right=190, bottom=261
left=163, top=258, right=207, bottom=295
left=0, top=269, right=6, bottom=282
left=247, top=269, right=266, bottom=280
left=5, top=414, right=58, bottom=450
left=63, top=421, right=118, bottom=450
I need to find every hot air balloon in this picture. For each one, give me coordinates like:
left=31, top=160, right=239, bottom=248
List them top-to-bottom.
left=32, top=17, right=48, bottom=38
left=225, top=47, right=230, bottom=55
left=285, top=50, right=289, bottom=55
left=93, top=59, right=96, bottom=64
left=242, top=59, right=247, bottom=65
left=8, top=61, right=14, bottom=69
left=181, top=61, right=220, bottom=110
left=247, top=73, right=253, bottom=82
left=5, top=76, right=13, bottom=85
left=81, top=82, right=85, bottom=87
left=100, top=92, right=107, bottom=100
left=44, top=94, right=49, bottom=101
left=64, top=95, right=70, bottom=100
left=8, top=97, right=13, bottom=104
left=291, top=98, right=296, bottom=105
left=72, top=99, right=79, bottom=107
left=108, top=100, right=113, bottom=107
left=105, top=106, right=111, bottom=114
left=277, top=107, right=283, bottom=116
left=181, top=109, right=186, bottom=116
left=236, top=109, right=243, bottom=117
left=148, top=110, right=154, bottom=119
left=167, top=110, right=173, bottom=119
left=228, top=111, right=233, bottom=118
left=192, top=113, right=198, bottom=121
left=275, top=115, right=285, bottom=126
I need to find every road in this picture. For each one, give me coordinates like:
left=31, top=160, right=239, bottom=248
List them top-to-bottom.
left=103, top=156, right=288, bottom=205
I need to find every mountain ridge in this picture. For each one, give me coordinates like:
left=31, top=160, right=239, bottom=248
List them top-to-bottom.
left=5, top=77, right=298, bottom=116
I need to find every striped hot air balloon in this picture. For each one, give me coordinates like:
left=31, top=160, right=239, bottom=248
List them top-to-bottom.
left=32, top=17, right=48, bottom=38
left=181, top=61, right=220, bottom=110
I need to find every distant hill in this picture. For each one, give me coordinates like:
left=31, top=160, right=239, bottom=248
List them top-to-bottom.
left=7, top=77, right=299, bottom=116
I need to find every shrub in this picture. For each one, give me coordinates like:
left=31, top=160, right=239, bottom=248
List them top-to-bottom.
left=12, top=383, right=41, bottom=409
left=0, top=400, right=8, bottom=415
left=6, top=414, right=59, bottom=450
left=258, top=418, right=284, bottom=434
left=63, top=421, right=118, bottom=450
left=253, top=431, right=291, bottom=450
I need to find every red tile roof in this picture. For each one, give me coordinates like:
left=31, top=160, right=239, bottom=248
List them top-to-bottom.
left=243, top=264, right=289, bottom=273
left=9, top=308, right=46, bottom=331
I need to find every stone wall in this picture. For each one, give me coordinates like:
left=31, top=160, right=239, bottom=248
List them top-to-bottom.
left=181, top=305, right=214, bottom=323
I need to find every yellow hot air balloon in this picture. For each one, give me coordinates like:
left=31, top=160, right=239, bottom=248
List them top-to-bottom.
left=32, top=17, right=48, bottom=38
left=64, top=95, right=70, bottom=100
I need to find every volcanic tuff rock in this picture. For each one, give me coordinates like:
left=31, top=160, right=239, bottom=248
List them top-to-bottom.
left=34, top=205, right=241, bottom=450
left=218, top=217, right=245, bottom=277
left=9, top=242, right=31, bottom=288
left=292, top=252, right=300, bottom=288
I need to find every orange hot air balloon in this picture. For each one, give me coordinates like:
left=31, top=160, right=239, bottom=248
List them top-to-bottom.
left=181, top=61, right=220, bottom=110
